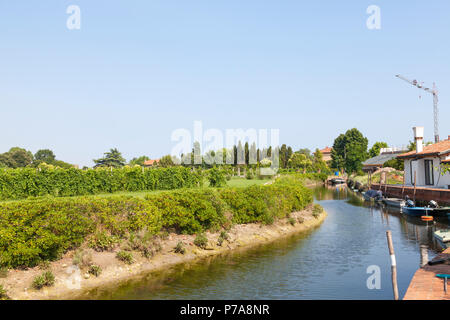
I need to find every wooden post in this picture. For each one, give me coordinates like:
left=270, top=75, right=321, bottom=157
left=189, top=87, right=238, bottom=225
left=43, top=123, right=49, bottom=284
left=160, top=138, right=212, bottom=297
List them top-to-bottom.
left=413, top=171, right=417, bottom=203
left=384, top=172, right=388, bottom=194
left=402, top=174, right=405, bottom=198
left=386, top=230, right=399, bottom=300
left=420, top=245, right=429, bottom=268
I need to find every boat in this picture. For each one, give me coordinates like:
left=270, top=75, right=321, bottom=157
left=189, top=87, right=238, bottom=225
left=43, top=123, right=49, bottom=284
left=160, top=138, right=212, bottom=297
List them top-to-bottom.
left=330, top=178, right=346, bottom=185
left=362, top=189, right=383, bottom=202
left=382, top=198, right=406, bottom=208
left=427, top=201, right=450, bottom=217
left=402, top=206, right=433, bottom=217
left=430, top=207, right=450, bottom=217
left=434, top=229, right=450, bottom=248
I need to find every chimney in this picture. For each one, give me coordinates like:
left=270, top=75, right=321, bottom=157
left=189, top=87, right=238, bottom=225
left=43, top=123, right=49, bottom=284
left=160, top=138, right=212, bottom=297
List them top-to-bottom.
left=412, top=126, right=424, bottom=153
left=448, top=135, right=450, bottom=141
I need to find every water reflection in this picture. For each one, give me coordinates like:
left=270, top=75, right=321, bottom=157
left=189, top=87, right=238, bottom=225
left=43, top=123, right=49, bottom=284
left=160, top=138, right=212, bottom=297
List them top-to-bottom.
left=81, top=185, right=449, bottom=300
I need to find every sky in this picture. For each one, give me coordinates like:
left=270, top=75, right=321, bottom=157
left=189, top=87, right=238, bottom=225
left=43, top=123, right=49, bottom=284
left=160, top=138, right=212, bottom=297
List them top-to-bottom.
left=1, top=1, right=449, bottom=167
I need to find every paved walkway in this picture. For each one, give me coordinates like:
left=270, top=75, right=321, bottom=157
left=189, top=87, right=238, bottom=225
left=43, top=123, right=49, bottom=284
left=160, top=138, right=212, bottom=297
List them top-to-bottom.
left=404, top=248, right=450, bottom=300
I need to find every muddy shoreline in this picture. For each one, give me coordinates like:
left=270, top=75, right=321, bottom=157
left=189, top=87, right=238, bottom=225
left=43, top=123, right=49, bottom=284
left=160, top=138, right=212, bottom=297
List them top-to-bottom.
left=2, top=206, right=326, bottom=300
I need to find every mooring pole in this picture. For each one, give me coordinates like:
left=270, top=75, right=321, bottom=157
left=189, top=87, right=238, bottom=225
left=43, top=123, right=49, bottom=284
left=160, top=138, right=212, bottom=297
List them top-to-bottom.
left=386, top=230, right=399, bottom=300
left=420, top=245, right=429, bottom=268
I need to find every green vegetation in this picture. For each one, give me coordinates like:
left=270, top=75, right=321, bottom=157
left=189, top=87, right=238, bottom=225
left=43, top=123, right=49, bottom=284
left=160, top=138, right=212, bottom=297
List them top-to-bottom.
left=331, top=128, right=369, bottom=174
left=369, top=142, right=388, bottom=158
left=0, top=166, right=203, bottom=200
left=207, top=167, right=227, bottom=187
left=352, top=170, right=404, bottom=185
left=0, top=174, right=314, bottom=269
left=312, top=204, right=323, bottom=218
left=288, top=217, right=296, bottom=226
left=125, top=230, right=161, bottom=258
left=217, top=231, right=229, bottom=246
left=89, top=232, right=119, bottom=252
left=194, top=233, right=208, bottom=249
left=174, top=241, right=186, bottom=254
left=72, top=250, right=93, bottom=268
left=116, top=251, right=134, bottom=264
left=88, top=265, right=102, bottom=277
left=0, top=267, right=7, bottom=278
left=32, top=271, right=55, bottom=290
left=0, top=284, right=9, bottom=300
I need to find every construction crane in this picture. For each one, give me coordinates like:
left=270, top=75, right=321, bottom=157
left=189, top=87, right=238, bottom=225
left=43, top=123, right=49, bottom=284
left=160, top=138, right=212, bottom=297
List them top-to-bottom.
left=395, top=74, right=440, bottom=143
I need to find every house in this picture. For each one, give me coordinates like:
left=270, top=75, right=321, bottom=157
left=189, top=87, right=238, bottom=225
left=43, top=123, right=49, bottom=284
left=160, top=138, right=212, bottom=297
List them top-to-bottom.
left=397, top=127, right=450, bottom=189
left=319, top=146, right=332, bottom=162
left=362, top=148, right=407, bottom=173
left=143, top=159, right=160, bottom=167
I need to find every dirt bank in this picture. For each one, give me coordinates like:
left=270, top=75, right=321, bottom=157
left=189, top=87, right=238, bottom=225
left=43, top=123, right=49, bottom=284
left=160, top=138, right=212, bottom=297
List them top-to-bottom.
left=1, top=206, right=326, bottom=300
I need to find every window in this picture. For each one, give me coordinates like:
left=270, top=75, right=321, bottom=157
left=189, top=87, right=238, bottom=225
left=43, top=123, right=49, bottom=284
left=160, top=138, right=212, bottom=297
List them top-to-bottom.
left=424, top=160, right=434, bottom=186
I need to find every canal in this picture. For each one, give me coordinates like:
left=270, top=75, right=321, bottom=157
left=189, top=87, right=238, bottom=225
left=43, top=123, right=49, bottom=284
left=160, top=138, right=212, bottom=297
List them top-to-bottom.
left=84, top=185, right=449, bottom=300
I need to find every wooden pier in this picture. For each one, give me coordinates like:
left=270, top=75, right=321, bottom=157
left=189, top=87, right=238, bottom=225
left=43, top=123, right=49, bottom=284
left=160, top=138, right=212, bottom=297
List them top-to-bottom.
left=371, top=183, right=450, bottom=204
left=403, top=248, right=450, bottom=300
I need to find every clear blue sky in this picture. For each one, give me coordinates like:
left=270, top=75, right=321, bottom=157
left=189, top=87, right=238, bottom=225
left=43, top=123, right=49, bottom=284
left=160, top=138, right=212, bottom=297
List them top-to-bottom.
left=1, top=1, right=449, bottom=167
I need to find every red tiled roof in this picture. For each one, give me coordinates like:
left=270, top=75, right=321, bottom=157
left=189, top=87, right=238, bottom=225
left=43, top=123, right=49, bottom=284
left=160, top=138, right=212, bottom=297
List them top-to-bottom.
left=397, top=139, right=450, bottom=159
left=320, top=147, right=332, bottom=154
left=143, top=159, right=159, bottom=166
left=442, top=159, right=450, bottom=164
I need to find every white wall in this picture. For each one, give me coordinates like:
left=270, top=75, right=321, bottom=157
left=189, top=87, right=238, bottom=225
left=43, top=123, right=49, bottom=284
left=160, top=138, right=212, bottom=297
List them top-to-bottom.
left=403, top=157, right=450, bottom=189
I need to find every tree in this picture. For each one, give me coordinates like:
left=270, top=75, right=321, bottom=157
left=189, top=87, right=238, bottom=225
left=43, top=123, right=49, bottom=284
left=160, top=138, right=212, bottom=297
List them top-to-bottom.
left=331, top=128, right=368, bottom=174
left=369, top=142, right=388, bottom=158
left=0, top=147, right=34, bottom=168
left=93, top=148, right=126, bottom=168
left=297, top=148, right=312, bottom=159
left=312, top=148, right=329, bottom=173
left=34, top=149, right=56, bottom=163
left=288, top=153, right=312, bottom=173
left=159, top=155, right=175, bottom=167
left=129, top=156, right=149, bottom=166
left=383, top=158, right=404, bottom=171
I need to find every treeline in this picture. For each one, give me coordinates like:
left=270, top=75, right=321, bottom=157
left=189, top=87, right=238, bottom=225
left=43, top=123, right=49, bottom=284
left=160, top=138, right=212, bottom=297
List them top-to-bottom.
left=0, top=148, right=73, bottom=169
left=0, top=167, right=203, bottom=200
left=0, top=175, right=314, bottom=268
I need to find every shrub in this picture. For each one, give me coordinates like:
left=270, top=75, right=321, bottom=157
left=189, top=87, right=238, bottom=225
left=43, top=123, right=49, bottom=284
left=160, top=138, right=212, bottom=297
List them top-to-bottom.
left=0, top=166, right=203, bottom=201
left=207, top=167, right=227, bottom=187
left=0, top=173, right=314, bottom=269
left=146, top=189, right=225, bottom=234
left=312, top=204, right=323, bottom=218
left=288, top=217, right=296, bottom=226
left=126, top=230, right=161, bottom=258
left=217, top=231, right=229, bottom=246
left=89, top=232, right=119, bottom=252
left=194, top=233, right=208, bottom=249
left=174, top=241, right=186, bottom=254
left=72, top=250, right=92, bottom=268
left=116, top=251, right=134, bottom=264
left=88, top=265, right=102, bottom=277
left=0, top=267, right=8, bottom=278
left=32, top=271, right=55, bottom=290
left=0, top=285, right=9, bottom=300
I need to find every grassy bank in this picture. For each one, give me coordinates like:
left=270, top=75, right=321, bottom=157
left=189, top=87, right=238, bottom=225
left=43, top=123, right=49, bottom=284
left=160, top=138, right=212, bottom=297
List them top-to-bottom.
left=0, top=175, right=314, bottom=270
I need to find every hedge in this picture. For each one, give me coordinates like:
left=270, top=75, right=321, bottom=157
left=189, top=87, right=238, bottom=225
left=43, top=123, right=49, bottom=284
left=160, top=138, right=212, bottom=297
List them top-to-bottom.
left=0, top=167, right=203, bottom=200
left=0, top=176, right=313, bottom=268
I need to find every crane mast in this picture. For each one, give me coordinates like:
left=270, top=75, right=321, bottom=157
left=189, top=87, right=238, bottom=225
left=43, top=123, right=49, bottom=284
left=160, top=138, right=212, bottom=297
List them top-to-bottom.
left=395, top=74, right=440, bottom=143
left=396, top=74, right=439, bottom=142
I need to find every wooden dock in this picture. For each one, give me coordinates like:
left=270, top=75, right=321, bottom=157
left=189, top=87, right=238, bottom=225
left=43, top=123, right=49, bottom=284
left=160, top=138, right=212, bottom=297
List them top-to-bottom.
left=371, top=183, right=450, bottom=205
left=403, top=248, right=450, bottom=300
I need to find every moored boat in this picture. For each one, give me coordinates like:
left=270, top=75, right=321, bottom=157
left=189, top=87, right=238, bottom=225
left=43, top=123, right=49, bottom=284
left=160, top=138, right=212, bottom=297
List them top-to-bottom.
left=362, top=189, right=383, bottom=202
left=382, top=198, right=406, bottom=208
left=402, top=206, right=433, bottom=217
left=434, top=229, right=450, bottom=247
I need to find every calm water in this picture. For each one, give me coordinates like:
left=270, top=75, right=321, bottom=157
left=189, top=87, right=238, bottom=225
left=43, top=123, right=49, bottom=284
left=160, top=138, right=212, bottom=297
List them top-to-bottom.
left=84, top=186, right=449, bottom=300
